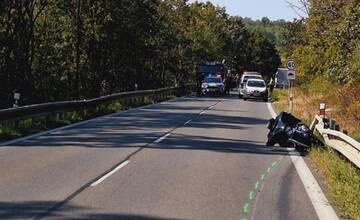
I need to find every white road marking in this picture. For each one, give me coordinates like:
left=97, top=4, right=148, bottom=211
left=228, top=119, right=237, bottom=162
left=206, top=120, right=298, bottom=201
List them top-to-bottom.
left=266, top=102, right=338, bottom=220
left=266, top=102, right=277, bottom=119
left=208, top=106, right=214, bottom=110
left=200, top=111, right=206, bottom=115
left=184, top=119, right=193, bottom=125
left=154, top=133, right=171, bottom=144
left=91, top=160, right=130, bottom=187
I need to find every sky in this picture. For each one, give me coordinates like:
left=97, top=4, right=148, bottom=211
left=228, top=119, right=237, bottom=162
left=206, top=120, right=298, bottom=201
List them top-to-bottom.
left=189, top=0, right=302, bottom=21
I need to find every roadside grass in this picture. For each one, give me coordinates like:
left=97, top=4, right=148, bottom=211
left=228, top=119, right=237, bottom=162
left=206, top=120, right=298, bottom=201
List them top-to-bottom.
left=270, top=80, right=360, bottom=220
left=269, top=88, right=287, bottom=102
left=271, top=88, right=288, bottom=112
left=0, top=95, right=164, bottom=142
left=309, top=148, right=360, bottom=220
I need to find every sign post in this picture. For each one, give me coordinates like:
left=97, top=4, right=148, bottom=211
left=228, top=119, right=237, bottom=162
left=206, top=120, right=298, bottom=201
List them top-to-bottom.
left=286, top=60, right=296, bottom=113
left=13, top=92, right=20, bottom=108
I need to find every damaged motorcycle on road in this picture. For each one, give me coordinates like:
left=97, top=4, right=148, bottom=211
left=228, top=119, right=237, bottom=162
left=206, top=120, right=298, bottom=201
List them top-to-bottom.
left=266, top=112, right=320, bottom=151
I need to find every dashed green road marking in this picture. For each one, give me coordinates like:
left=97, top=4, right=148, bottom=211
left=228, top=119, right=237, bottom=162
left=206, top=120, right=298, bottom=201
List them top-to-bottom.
left=241, top=157, right=283, bottom=220
left=254, top=181, right=260, bottom=189
left=249, top=191, right=254, bottom=200
left=243, top=203, right=249, bottom=214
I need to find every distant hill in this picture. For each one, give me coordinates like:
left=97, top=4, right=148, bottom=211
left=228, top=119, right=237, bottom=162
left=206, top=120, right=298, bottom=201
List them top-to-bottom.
left=242, top=17, right=287, bottom=50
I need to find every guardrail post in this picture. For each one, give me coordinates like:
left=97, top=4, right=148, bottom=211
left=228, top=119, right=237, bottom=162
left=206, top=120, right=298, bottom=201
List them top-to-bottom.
left=45, top=114, right=51, bottom=128
left=330, top=119, right=336, bottom=130
left=14, top=120, right=19, bottom=131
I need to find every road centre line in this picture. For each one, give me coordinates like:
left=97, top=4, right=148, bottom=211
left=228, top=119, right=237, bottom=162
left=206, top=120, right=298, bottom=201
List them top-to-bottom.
left=30, top=98, right=222, bottom=218
left=91, top=100, right=220, bottom=185
left=266, top=102, right=339, bottom=220
left=184, top=119, right=193, bottom=125
left=153, top=133, right=171, bottom=144
left=91, top=160, right=130, bottom=187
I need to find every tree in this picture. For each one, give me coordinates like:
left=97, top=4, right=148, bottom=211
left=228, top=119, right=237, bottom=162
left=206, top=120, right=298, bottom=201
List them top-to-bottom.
left=0, top=0, right=283, bottom=108
left=224, top=16, right=250, bottom=74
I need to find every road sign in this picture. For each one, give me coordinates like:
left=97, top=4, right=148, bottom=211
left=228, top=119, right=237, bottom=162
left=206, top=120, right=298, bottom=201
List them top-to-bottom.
left=287, top=60, right=296, bottom=70
left=287, top=70, right=296, bottom=80
left=14, top=93, right=20, bottom=100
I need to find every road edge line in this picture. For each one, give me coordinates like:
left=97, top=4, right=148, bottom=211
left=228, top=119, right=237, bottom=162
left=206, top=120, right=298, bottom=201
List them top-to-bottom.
left=266, top=102, right=339, bottom=220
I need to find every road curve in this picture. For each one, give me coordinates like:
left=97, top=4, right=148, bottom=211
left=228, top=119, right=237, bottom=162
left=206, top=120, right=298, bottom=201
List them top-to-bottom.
left=0, top=95, right=319, bottom=220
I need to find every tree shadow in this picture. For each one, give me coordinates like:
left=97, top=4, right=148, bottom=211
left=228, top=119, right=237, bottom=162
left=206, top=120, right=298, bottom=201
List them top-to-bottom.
left=5, top=105, right=267, bottom=150
left=148, top=133, right=290, bottom=156
left=0, top=201, right=184, bottom=220
left=0, top=201, right=81, bottom=219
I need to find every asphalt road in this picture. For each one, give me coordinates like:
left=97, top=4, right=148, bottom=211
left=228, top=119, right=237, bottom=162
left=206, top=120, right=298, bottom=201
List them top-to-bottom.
left=0, top=95, right=319, bottom=220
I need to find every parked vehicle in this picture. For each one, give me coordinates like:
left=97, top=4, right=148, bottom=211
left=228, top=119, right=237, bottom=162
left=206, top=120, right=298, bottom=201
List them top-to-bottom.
left=196, top=62, right=227, bottom=96
left=238, top=72, right=263, bottom=98
left=201, top=76, right=225, bottom=96
left=242, top=79, right=268, bottom=102
left=266, top=112, right=320, bottom=151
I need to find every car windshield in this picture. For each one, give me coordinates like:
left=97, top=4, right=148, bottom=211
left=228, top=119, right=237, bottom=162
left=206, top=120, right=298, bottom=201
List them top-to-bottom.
left=243, top=75, right=262, bottom=83
left=204, top=77, right=222, bottom=83
left=247, top=80, right=266, bottom=88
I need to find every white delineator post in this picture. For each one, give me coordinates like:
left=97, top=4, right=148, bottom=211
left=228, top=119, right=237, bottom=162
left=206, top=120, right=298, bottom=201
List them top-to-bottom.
left=319, top=102, right=326, bottom=118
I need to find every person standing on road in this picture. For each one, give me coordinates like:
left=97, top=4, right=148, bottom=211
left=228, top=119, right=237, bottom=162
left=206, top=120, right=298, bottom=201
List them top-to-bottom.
left=224, top=75, right=232, bottom=95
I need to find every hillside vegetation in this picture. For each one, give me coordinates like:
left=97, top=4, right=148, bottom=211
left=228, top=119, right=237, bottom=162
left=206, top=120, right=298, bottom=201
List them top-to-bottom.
left=0, top=0, right=280, bottom=109
left=279, top=0, right=360, bottom=135
left=272, top=2, right=360, bottom=219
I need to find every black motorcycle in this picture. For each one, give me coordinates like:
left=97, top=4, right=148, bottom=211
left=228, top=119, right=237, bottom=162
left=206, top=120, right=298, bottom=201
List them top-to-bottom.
left=266, top=112, right=319, bottom=151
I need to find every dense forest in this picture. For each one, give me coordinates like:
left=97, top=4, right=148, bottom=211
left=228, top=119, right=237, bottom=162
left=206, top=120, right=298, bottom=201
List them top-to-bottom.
left=0, top=0, right=281, bottom=108
left=278, top=0, right=360, bottom=137
left=281, top=0, right=360, bottom=84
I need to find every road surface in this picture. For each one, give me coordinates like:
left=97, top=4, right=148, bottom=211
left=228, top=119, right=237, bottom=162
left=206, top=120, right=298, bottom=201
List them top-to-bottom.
left=0, top=95, right=321, bottom=219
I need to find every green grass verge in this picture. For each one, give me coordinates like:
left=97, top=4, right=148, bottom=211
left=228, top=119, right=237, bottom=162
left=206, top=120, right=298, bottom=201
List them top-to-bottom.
left=270, top=88, right=288, bottom=102
left=270, top=88, right=288, bottom=113
left=309, top=148, right=360, bottom=220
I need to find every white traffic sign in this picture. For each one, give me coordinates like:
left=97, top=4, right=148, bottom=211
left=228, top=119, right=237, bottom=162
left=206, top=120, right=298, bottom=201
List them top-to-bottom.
left=287, top=60, right=296, bottom=70
left=287, top=70, right=296, bottom=80
left=14, top=93, right=20, bottom=100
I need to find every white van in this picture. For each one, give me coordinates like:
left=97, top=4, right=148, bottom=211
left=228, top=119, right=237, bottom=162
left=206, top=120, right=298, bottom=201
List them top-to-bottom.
left=238, top=72, right=263, bottom=98
left=242, top=79, right=268, bottom=102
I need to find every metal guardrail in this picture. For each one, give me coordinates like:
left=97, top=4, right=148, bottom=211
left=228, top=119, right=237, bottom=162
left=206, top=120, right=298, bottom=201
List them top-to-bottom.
left=0, top=84, right=195, bottom=123
left=310, top=115, right=360, bottom=169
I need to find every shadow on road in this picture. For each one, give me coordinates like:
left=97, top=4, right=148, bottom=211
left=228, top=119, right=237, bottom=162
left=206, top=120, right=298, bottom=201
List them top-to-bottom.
left=1, top=94, right=283, bottom=156
left=4, top=98, right=268, bottom=151
left=148, top=134, right=290, bottom=156
left=0, top=201, right=183, bottom=220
